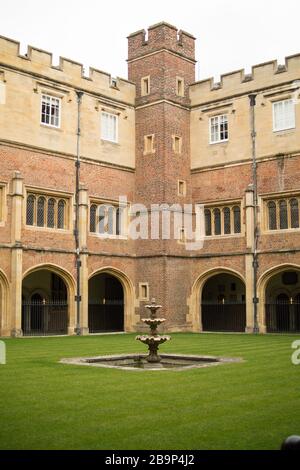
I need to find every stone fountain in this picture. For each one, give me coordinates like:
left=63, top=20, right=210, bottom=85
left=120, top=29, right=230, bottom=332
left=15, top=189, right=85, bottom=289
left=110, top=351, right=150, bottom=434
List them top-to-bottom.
left=61, top=299, right=243, bottom=370
left=136, top=299, right=171, bottom=363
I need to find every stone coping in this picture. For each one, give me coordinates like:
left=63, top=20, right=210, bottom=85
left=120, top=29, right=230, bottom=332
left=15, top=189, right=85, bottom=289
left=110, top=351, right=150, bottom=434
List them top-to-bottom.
left=60, top=353, right=244, bottom=372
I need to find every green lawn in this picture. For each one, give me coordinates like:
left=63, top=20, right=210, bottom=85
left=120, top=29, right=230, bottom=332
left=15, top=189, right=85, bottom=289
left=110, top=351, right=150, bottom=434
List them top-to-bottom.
left=0, top=333, right=299, bottom=450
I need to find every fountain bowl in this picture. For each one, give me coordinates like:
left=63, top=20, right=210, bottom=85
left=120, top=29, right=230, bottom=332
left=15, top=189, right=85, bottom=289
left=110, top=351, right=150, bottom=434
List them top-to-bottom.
left=60, top=354, right=243, bottom=371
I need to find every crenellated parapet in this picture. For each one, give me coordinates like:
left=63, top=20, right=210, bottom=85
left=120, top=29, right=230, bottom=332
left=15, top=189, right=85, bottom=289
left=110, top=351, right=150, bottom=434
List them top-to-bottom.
left=128, top=22, right=196, bottom=63
left=0, top=35, right=136, bottom=104
left=190, top=55, right=300, bottom=105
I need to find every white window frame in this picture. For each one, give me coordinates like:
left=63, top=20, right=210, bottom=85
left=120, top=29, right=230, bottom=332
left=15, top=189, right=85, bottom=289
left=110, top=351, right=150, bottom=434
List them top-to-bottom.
left=40, top=94, right=61, bottom=128
left=273, top=99, right=296, bottom=132
left=101, top=111, right=118, bottom=143
left=209, top=114, right=229, bottom=144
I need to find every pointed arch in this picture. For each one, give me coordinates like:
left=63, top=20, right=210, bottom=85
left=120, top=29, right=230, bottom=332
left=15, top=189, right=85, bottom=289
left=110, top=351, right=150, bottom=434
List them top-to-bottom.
left=258, top=263, right=300, bottom=331
left=22, top=264, right=76, bottom=334
left=88, top=266, right=136, bottom=332
left=189, top=267, right=245, bottom=332
left=0, top=269, right=9, bottom=336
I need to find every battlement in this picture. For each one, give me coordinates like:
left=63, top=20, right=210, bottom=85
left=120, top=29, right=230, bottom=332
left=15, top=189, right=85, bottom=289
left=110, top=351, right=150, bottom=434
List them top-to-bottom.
left=128, top=22, right=196, bottom=63
left=0, top=35, right=135, bottom=104
left=190, top=54, right=300, bottom=105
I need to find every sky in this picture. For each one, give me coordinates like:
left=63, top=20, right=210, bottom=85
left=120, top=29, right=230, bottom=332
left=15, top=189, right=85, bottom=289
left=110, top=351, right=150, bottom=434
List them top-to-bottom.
left=1, top=0, right=300, bottom=82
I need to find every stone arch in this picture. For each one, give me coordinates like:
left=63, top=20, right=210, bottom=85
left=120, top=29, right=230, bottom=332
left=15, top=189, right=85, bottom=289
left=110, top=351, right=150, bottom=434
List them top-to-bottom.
left=22, top=263, right=76, bottom=334
left=258, top=263, right=300, bottom=331
left=88, top=266, right=136, bottom=332
left=189, top=267, right=246, bottom=332
left=0, top=269, right=10, bottom=336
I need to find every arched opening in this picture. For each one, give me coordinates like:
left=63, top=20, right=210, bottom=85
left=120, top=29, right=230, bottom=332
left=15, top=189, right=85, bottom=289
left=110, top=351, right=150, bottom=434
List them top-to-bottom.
left=22, top=269, right=68, bottom=336
left=265, top=269, right=300, bottom=333
left=0, top=270, right=9, bottom=336
left=88, top=273, right=124, bottom=333
left=201, top=273, right=246, bottom=332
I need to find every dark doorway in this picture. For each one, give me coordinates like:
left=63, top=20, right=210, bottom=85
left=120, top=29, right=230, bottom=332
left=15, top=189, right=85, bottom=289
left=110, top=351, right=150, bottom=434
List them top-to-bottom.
left=265, top=270, right=300, bottom=333
left=22, top=271, right=68, bottom=336
left=201, top=273, right=246, bottom=332
left=88, top=274, right=124, bottom=333
left=266, top=293, right=300, bottom=333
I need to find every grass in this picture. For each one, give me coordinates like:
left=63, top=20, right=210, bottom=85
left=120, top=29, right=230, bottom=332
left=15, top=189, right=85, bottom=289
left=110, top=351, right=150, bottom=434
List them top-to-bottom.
left=0, top=333, right=299, bottom=450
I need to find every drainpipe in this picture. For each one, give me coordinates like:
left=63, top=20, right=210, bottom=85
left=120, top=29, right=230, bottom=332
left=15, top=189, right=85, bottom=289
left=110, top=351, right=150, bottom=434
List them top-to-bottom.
left=75, top=91, right=83, bottom=335
left=249, top=94, right=259, bottom=333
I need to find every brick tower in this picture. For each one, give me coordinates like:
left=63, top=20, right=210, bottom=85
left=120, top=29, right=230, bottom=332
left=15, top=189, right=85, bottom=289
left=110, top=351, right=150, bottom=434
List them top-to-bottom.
left=128, top=22, right=196, bottom=330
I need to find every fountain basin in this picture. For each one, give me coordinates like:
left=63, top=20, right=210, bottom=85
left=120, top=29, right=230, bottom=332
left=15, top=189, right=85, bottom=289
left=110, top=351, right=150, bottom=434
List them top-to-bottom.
left=60, top=354, right=243, bottom=371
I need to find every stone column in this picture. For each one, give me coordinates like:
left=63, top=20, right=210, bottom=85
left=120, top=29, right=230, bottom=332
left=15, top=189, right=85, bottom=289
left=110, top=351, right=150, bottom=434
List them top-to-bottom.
left=10, top=171, right=24, bottom=337
left=78, top=183, right=89, bottom=335
left=245, top=185, right=256, bottom=333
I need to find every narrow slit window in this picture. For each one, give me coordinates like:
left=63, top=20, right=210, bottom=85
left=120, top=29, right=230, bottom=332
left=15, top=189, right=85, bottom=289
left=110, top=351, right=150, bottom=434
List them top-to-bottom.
left=141, top=77, right=150, bottom=96
left=176, top=77, right=184, bottom=97
left=144, top=135, right=154, bottom=154
left=173, top=136, right=182, bottom=154
left=178, top=180, right=186, bottom=196
left=140, top=284, right=149, bottom=300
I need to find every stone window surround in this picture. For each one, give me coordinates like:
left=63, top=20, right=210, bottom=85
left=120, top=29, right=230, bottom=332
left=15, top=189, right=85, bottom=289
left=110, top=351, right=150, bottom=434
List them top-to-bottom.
left=141, top=76, right=151, bottom=96
left=143, top=134, right=155, bottom=155
left=0, top=183, right=7, bottom=226
left=24, top=187, right=73, bottom=233
left=262, top=191, right=300, bottom=233
left=89, top=197, right=129, bottom=240
left=203, top=200, right=244, bottom=238
left=139, top=283, right=149, bottom=301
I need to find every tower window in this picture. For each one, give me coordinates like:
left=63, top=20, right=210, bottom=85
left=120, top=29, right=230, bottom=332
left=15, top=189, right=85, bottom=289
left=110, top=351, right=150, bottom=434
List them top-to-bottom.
left=141, top=76, right=150, bottom=96
left=176, top=77, right=184, bottom=97
left=111, top=78, right=118, bottom=88
left=144, top=134, right=155, bottom=154
left=173, top=135, right=182, bottom=154
left=178, top=180, right=186, bottom=196
left=139, top=283, right=149, bottom=301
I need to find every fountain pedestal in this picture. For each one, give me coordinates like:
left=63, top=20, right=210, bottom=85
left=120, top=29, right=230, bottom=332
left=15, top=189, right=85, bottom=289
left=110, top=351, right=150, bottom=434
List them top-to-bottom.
left=136, top=299, right=171, bottom=363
